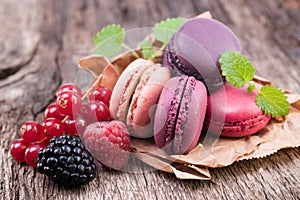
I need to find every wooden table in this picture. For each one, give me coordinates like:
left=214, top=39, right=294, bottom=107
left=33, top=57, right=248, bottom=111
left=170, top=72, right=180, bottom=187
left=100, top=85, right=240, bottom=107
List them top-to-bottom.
left=1, top=0, right=299, bottom=199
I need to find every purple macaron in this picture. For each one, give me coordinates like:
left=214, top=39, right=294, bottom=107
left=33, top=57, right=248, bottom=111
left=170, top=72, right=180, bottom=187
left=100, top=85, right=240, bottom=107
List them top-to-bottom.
left=162, top=18, right=241, bottom=91
left=154, top=75, right=207, bottom=154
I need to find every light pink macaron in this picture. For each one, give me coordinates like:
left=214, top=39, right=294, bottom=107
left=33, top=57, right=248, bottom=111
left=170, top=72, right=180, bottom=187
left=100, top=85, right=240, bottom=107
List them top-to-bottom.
left=110, top=58, right=171, bottom=138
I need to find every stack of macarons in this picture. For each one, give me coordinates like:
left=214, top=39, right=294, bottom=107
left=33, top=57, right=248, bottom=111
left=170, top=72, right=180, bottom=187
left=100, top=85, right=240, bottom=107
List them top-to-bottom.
left=109, top=17, right=271, bottom=155
left=110, top=59, right=171, bottom=138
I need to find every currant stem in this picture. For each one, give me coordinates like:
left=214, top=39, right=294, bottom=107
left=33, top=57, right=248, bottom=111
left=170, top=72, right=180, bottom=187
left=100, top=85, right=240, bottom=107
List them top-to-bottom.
left=122, top=43, right=140, bottom=58
left=81, top=74, right=103, bottom=100
left=246, top=80, right=259, bottom=93
left=61, top=115, right=69, bottom=124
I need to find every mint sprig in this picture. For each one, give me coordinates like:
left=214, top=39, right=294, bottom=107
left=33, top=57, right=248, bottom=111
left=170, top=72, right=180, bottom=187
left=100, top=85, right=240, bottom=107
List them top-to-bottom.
left=93, top=18, right=186, bottom=59
left=219, top=51, right=289, bottom=117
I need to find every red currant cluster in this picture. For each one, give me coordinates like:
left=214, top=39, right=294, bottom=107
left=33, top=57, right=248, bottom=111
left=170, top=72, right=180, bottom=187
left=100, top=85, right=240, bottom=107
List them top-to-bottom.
left=10, top=83, right=112, bottom=168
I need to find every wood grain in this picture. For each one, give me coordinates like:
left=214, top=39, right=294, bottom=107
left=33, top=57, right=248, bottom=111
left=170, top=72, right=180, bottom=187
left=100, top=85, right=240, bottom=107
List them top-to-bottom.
left=0, top=0, right=299, bottom=199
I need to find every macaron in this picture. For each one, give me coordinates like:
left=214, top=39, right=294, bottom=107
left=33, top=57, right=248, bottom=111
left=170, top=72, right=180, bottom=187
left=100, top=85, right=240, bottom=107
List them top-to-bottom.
left=162, top=18, right=241, bottom=91
left=110, top=58, right=171, bottom=138
left=110, top=58, right=153, bottom=121
left=126, top=65, right=171, bottom=137
left=154, top=75, right=207, bottom=154
left=206, top=83, right=271, bottom=137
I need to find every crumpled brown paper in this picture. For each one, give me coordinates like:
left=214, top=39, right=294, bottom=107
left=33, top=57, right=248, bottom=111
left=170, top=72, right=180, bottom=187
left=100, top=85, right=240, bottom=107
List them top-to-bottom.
left=77, top=11, right=300, bottom=180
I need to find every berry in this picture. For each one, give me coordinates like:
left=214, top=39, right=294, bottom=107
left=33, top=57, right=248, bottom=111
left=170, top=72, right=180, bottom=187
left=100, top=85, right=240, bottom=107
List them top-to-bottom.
left=57, top=83, right=82, bottom=97
left=88, top=86, right=112, bottom=106
left=56, top=91, right=82, bottom=117
left=85, top=101, right=110, bottom=123
left=44, top=103, right=64, bottom=120
left=63, top=114, right=87, bottom=136
left=43, top=118, right=64, bottom=141
left=20, top=121, right=45, bottom=144
left=83, top=121, right=130, bottom=170
left=37, top=134, right=97, bottom=187
left=10, top=139, right=30, bottom=162
left=25, top=144, right=44, bottom=167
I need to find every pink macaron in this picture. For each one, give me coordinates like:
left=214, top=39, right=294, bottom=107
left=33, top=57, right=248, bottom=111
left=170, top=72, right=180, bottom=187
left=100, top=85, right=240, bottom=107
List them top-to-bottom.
left=110, top=58, right=154, bottom=122
left=110, top=59, right=171, bottom=138
left=154, top=75, right=207, bottom=154
left=206, top=83, right=271, bottom=137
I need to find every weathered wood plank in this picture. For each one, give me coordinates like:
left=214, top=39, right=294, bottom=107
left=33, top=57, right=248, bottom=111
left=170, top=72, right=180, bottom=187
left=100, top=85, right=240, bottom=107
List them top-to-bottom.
left=0, top=0, right=299, bottom=199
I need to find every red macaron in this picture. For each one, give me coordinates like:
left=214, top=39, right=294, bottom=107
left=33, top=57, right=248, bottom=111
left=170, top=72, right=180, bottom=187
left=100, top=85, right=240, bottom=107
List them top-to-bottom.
left=206, top=83, right=271, bottom=137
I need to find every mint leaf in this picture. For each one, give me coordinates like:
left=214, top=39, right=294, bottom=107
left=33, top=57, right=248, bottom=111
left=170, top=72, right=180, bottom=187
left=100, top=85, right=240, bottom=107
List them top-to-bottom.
left=153, top=17, right=187, bottom=44
left=93, top=24, right=125, bottom=57
left=139, top=39, right=154, bottom=59
left=219, top=51, right=256, bottom=88
left=256, top=85, right=289, bottom=117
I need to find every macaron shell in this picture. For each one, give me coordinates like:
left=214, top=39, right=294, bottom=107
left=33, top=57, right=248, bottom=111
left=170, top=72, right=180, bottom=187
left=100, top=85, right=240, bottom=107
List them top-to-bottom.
left=176, top=18, right=241, bottom=66
left=109, top=58, right=153, bottom=121
left=127, top=65, right=171, bottom=138
left=173, top=77, right=207, bottom=154
left=207, top=83, right=271, bottom=137
left=212, top=83, right=264, bottom=122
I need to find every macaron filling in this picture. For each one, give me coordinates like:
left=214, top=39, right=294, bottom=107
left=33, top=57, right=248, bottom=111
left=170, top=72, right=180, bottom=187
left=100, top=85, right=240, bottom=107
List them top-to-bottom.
left=164, top=36, right=224, bottom=91
left=165, top=39, right=203, bottom=81
left=116, top=63, right=152, bottom=121
left=165, top=76, right=188, bottom=146
left=173, top=77, right=196, bottom=154
left=221, top=114, right=271, bottom=137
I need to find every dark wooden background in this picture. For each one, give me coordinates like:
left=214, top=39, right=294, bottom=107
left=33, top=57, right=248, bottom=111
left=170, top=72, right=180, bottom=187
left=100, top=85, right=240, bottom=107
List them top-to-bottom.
left=1, top=0, right=299, bottom=199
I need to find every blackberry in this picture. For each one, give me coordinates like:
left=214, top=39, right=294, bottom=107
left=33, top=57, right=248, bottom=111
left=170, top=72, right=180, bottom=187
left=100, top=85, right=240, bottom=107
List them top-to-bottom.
left=37, top=134, right=96, bottom=187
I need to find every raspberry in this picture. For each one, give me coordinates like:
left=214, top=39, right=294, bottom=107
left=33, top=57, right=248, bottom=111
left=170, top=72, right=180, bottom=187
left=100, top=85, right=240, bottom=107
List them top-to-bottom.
left=83, top=121, right=130, bottom=170
left=37, top=134, right=96, bottom=187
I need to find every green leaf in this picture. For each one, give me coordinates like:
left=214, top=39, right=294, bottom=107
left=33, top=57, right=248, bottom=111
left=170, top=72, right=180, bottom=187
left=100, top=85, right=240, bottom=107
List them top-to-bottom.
left=153, top=17, right=187, bottom=44
left=93, top=24, right=125, bottom=57
left=139, top=39, right=154, bottom=59
left=219, top=51, right=256, bottom=88
left=256, top=85, right=289, bottom=117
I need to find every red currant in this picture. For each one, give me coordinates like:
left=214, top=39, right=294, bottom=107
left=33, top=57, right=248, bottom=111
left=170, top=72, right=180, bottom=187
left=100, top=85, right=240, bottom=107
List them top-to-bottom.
left=56, top=83, right=82, bottom=97
left=88, top=86, right=112, bottom=106
left=56, top=91, right=82, bottom=117
left=85, top=101, right=110, bottom=123
left=44, top=103, right=64, bottom=120
left=63, top=114, right=87, bottom=136
left=43, top=118, right=64, bottom=141
left=20, top=121, right=45, bottom=144
left=10, top=139, right=29, bottom=162
left=25, top=144, right=44, bottom=167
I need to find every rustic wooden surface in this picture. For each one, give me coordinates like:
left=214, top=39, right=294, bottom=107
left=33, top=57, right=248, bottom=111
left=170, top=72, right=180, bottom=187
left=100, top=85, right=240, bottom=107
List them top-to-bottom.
left=0, top=0, right=299, bottom=199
